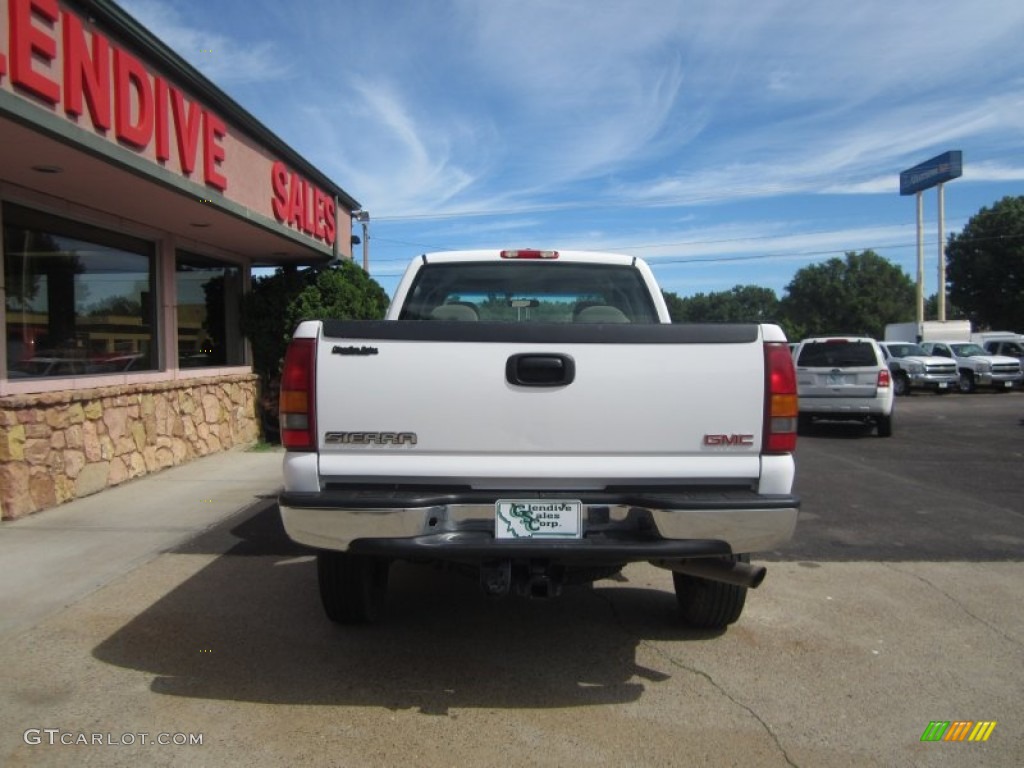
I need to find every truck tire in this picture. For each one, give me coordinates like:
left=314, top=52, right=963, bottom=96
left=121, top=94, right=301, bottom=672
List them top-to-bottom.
left=958, top=370, right=976, bottom=394
left=893, top=374, right=909, bottom=397
left=876, top=413, right=893, bottom=437
left=317, top=551, right=390, bottom=625
left=673, top=554, right=749, bottom=629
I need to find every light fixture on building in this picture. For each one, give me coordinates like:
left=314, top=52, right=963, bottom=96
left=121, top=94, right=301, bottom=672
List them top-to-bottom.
left=352, top=210, right=370, bottom=271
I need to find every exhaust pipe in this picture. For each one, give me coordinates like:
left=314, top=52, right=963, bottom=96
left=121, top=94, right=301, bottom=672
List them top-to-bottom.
left=652, top=558, right=767, bottom=589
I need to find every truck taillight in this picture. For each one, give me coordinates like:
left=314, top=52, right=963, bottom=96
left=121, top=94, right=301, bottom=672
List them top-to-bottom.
left=499, top=249, right=559, bottom=259
left=280, top=338, right=316, bottom=451
left=764, top=342, right=798, bottom=454
left=877, top=369, right=891, bottom=388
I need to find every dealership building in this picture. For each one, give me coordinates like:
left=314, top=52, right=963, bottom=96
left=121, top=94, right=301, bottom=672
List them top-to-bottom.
left=0, top=0, right=360, bottom=518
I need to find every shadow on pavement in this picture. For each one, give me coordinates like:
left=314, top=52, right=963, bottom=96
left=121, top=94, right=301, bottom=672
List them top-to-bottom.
left=796, top=420, right=879, bottom=440
left=93, top=501, right=724, bottom=711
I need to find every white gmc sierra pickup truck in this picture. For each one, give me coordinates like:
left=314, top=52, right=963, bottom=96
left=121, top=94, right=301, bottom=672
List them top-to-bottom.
left=278, top=250, right=800, bottom=630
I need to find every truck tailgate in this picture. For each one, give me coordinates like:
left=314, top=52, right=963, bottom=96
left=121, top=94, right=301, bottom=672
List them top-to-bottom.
left=314, top=322, right=766, bottom=486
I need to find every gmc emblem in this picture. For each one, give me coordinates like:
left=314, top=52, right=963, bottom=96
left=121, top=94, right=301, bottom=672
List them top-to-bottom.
left=703, top=434, right=755, bottom=447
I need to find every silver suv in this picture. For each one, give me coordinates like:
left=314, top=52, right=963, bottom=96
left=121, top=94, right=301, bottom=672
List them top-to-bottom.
left=793, top=336, right=894, bottom=437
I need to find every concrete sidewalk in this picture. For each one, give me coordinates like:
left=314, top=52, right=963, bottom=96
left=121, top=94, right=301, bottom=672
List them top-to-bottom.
left=0, top=447, right=284, bottom=639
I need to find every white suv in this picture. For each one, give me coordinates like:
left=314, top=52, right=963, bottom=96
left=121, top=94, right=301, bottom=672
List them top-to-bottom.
left=793, top=336, right=894, bottom=437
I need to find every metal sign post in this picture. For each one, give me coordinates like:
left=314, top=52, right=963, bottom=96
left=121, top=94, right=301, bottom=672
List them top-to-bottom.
left=899, top=151, right=962, bottom=323
left=937, top=183, right=946, bottom=321
left=916, top=192, right=925, bottom=325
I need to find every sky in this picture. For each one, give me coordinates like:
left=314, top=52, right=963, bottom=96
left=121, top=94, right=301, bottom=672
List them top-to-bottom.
left=120, top=0, right=1024, bottom=301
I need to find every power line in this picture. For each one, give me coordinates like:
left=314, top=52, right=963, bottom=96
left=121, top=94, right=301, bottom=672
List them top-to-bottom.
left=368, top=189, right=995, bottom=224
left=364, top=221, right=1023, bottom=267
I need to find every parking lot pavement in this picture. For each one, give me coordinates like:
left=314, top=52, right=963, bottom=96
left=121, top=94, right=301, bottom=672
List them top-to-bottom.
left=1, top=394, right=1022, bottom=766
left=0, top=447, right=285, bottom=639
left=0, top=549, right=1021, bottom=767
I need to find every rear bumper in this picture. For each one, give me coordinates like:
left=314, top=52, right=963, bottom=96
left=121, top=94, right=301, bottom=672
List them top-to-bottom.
left=799, top=395, right=893, bottom=415
left=279, top=489, right=799, bottom=559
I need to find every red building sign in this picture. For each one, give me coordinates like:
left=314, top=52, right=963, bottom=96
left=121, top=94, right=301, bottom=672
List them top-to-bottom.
left=0, top=0, right=340, bottom=247
left=3, top=0, right=227, bottom=189
left=271, top=161, right=336, bottom=245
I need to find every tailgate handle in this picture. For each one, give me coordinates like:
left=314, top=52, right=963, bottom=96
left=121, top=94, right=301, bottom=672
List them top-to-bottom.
left=506, top=354, right=575, bottom=387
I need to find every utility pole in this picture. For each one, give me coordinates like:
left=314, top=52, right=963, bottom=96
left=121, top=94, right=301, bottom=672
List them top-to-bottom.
left=353, top=210, right=370, bottom=272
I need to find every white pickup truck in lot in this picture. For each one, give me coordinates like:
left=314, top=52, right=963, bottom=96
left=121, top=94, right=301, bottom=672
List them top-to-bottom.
left=278, top=250, right=800, bottom=630
left=919, top=340, right=1023, bottom=393
left=878, top=341, right=958, bottom=396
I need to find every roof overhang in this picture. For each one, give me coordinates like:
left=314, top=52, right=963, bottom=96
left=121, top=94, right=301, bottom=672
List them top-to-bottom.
left=2, top=106, right=342, bottom=265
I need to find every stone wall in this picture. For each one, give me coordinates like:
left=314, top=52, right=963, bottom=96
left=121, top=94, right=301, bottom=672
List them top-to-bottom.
left=0, top=374, right=260, bottom=520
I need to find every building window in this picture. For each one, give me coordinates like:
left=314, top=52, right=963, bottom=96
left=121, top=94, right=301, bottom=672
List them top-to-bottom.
left=3, top=203, right=156, bottom=378
left=175, top=252, right=243, bottom=368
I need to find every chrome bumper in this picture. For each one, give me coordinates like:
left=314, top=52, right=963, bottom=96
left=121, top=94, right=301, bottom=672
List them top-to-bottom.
left=976, top=371, right=1023, bottom=387
left=907, top=372, right=957, bottom=388
left=279, top=493, right=799, bottom=557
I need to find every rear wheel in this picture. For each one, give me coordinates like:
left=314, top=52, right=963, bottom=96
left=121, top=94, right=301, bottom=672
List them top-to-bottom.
left=876, top=412, right=893, bottom=437
left=317, top=552, right=390, bottom=624
left=673, top=554, right=749, bottom=629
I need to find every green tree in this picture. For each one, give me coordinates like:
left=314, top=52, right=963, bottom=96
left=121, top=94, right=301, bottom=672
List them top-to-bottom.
left=946, top=195, right=1024, bottom=331
left=780, top=250, right=915, bottom=339
left=240, top=260, right=390, bottom=440
left=284, top=261, right=390, bottom=333
left=240, top=268, right=307, bottom=388
left=665, top=285, right=780, bottom=324
left=661, top=290, right=687, bottom=321
left=924, top=294, right=967, bottom=321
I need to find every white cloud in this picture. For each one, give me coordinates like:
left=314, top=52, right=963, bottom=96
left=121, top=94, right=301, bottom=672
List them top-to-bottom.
left=113, top=0, right=1024, bottom=293
left=118, top=0, right=290, bottom=84
left=310, top=79, right=490, bottom=215
left=964, top=162, right=1024, bottom=182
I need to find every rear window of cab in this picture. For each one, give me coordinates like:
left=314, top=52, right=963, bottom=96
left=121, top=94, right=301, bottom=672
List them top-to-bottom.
left=397, top=261, right=660, bottom=323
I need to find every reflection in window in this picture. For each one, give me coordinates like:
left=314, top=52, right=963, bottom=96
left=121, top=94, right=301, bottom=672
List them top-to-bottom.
left=3, top=204, right=155, bottom=379
left=175, top=252, right=243, bottom=368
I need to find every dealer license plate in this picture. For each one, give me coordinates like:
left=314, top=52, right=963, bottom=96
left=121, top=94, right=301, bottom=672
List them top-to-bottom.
left=495, top=500, right=582, bottom=540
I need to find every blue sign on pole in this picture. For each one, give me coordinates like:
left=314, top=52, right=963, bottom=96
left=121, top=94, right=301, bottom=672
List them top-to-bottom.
left=899, top=151, right=963, bottom=196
